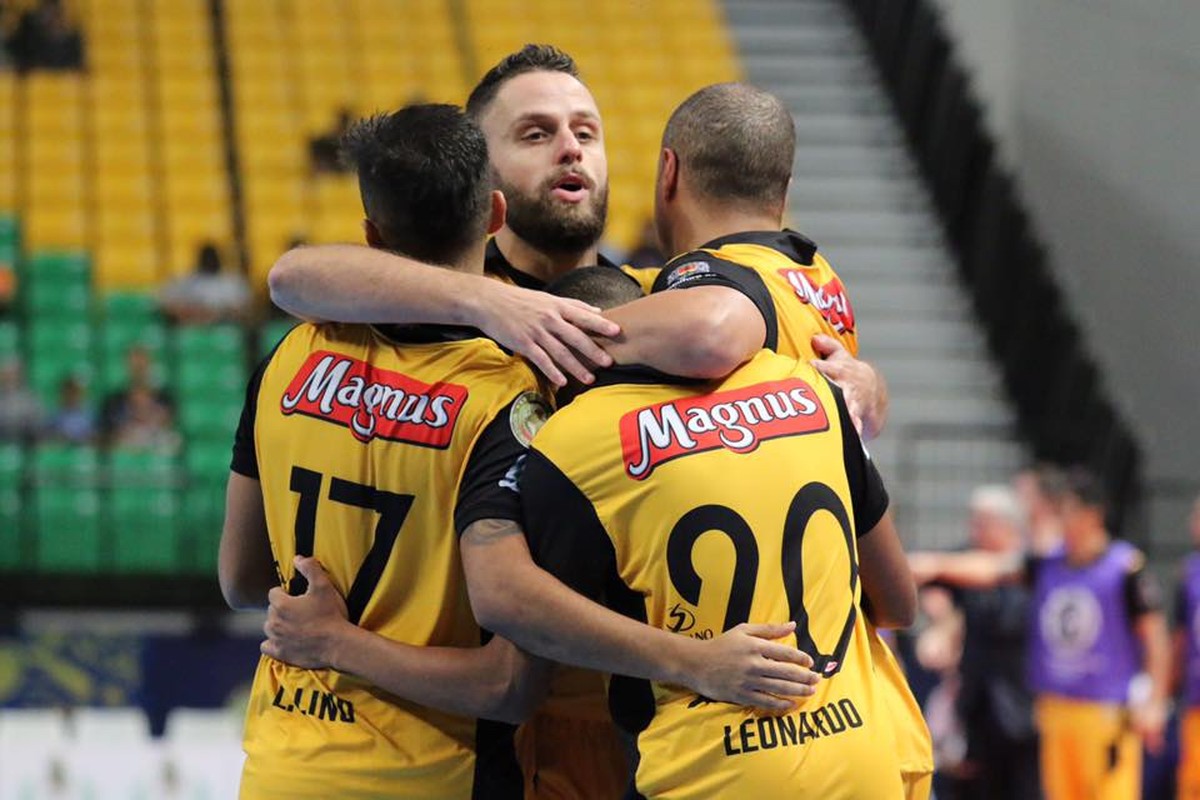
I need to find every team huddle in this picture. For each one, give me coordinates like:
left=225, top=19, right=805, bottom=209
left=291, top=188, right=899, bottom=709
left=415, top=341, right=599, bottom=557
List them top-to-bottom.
left=217, top=45, right=932, bottom=799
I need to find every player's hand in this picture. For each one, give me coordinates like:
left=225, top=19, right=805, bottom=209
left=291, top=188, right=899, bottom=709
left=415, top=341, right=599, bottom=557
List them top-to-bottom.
left=475, top=281, right=621, bottom=387
left=810, top=334, right=887, bottom=441
left=261, top=556, right=350, bottom=670
left=687, top=622, right=820, bottom=712
left=1131, top=698, right=1167, bottom=755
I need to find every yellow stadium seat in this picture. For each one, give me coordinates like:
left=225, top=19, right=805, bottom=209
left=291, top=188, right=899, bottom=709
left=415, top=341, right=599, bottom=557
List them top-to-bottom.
left=23, top=207, right=89, bottom=249
left=94, top=242, right=161, bottom=290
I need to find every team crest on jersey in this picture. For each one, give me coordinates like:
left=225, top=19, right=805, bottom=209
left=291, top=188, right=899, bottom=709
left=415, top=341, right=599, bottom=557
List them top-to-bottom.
left=665, top=260, right=711, bottom=287
left=778, top=269, right=856, bottom=334
left=280, top=351, right=467, bottom=448
left=619, top=379, right=830, bottom=480
left=509, top=391, right=551, bottom=447
left=1039, top=586, right=1103, bottom=656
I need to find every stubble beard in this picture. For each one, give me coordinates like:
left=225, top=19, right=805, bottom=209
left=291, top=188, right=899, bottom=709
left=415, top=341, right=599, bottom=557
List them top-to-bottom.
left=496, top=174, right=609, bottom=256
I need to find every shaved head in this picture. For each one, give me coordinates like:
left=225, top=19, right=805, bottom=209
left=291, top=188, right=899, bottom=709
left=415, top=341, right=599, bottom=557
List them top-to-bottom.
left=662, top=82, right=794, bottom=214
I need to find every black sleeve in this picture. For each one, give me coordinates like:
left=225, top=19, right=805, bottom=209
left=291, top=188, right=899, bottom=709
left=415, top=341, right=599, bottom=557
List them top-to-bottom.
left=651, top=251, right=779, bottom=351
left=230, top=355, right=271, bottom=478
left=830, top=380, right=888, bottom=536
left=453, top=396, right=531, bottom=535
left=518, top=448, right=615, bottom=601
left=1023, top=555, right=1040, bottom=588
left=1124, top=563, right=1163, bottom=619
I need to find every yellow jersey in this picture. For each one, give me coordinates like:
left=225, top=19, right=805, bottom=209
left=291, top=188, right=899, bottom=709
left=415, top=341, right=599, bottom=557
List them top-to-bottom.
left=654, top=228, right=933, bottom=791
left=654, top=229, right=857, bottom=357
left=231, top=321, right=545, bottom=799
left=520, top=350, right=902, bottom=798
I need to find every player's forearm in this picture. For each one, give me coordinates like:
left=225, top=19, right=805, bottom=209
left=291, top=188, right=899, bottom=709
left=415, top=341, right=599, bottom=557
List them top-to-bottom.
left=268, top=245, right=487, bottom=325
left=602, top=287, right=763, bottom=379
left=908, top=550, right=1021, bottom=589
left=474, top=560, right=697, bottom=687
left=1136, top=613, right=1172, bottom=704
left=328, top=624, right=535, bottom=723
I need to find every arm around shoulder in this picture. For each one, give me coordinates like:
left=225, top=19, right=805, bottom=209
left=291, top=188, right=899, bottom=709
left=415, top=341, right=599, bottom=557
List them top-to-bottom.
left=218, top=471, right=277, bottom=610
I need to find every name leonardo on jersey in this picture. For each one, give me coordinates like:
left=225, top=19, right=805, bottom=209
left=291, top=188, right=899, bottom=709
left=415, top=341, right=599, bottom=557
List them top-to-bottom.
left=280, top=351, right=467, bottom=448
left=620, top=379, right=830, bottom=480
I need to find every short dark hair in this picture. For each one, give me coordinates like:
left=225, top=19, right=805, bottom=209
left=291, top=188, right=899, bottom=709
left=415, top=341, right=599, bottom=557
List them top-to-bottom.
left=466, top=44, right=580, bottom=120
left=662, top=82, right=795, bottom=212
left=340, top=104, right=491, bottom=264
left=546, top=267, right=643, bottom=310
left=1063, top=467, right=1108, bottom=511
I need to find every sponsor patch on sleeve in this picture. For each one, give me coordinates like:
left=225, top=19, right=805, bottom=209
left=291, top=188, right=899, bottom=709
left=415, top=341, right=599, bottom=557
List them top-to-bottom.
left=665, top=260, right=712, bottom=288
left=509, top=391, right=552, bottom=447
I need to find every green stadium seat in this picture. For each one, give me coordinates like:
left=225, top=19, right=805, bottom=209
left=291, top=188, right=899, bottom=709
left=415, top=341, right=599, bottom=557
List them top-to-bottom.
left=0, top=214, right=20, bottom=247
left=24, top=251, right=90, bottom=283
left=20, top=252, right=92, bottom=318
left=22, top=279, right=91, bottom=318
left=103, top=290, right=160, bottom=323
left=258, top=318, right=296, bottom=357
left=99, top=319, right=168, bottom=394
left=0, top=320, right=19, bottom=362
left=24, top=323, right=94, bottom=405
left=174, top=323, right=245, bottom=360
left=174, top=356, right=247, bottom=400
left=178, top=396, right=243, bottom=440
left=185, top=442, right=232, bottom=483
left=32, top=443, right=100, bottom=481
left=0, top=444, right=26, bottom=569
left=30, top=444, right=102, bottom=572
left=108, top=447, right=179, bottom=484
left=180, top=480, right=226, bottom=575
left=0, top=486, right=23, bottom=569
left=34, top=486, right=103, bottom=572
left=109, top=486, right=181, bottom=572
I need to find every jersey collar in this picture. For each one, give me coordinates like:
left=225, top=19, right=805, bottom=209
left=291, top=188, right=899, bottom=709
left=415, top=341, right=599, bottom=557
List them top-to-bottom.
left=695, top=229, right=818, bottom=266
left=484, top=238, right=621, bottom=291
left=370, top=323, right=486, bottom=345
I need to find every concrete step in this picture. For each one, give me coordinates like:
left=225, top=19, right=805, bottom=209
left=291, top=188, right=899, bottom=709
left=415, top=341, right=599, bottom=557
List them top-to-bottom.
left=723, top=0, right=848, bottom=29
left=736, top=24, right=863, bottom=57
left=743, top=53, right=875, bottom=87
left=791, top=113, right=903, bottom=148
left=794, top=143, right=913, bottom=178
left=792, top=209, right=939, bottom=247
left=818, top=244, right=955, bottom=281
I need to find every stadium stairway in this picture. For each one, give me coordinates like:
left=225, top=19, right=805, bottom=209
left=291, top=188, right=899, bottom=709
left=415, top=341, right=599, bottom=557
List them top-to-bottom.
left=723, top=0, right=1027, bottom=548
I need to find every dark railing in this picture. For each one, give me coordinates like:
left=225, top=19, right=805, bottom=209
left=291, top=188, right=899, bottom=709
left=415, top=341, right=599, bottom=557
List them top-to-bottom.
left=845, top=0, right=1143, bottom=533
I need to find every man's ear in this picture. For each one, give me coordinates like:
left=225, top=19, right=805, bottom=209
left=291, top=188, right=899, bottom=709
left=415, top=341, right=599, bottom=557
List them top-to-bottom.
left=659, top=147, right=679, bottom=202
left=487, top=190, right=507, bottom=235
left=363, top=219, right=385, bottom=248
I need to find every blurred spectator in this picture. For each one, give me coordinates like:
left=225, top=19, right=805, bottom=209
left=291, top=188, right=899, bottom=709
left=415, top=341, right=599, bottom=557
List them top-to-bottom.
left=8, top=0, right=84, bottom=72
left=309, top=108, right=353, bottom=174
left=625, top=218, right=665, bottom=267
left=158, top=243, right=251, bottom=324
left=100, top=346, right=177, bottom=452
left=0, top=357, right=43, bottom=442
left=44, top=373, right=95, bottom=444
left=1013, top=464, right=1069, bottom=554
left=953, top=486, right=1042, bottom=800
left=1174, top=494, right=1200, bottom=799
left=915, top=585, right=967, bottom=800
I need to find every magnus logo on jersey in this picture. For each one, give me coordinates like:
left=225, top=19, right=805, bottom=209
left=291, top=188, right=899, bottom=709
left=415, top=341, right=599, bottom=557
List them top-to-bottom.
left=778, top=269, right=856, bottom=334
left=280, top=352, right=467, bottom=447
left=620, top=379, right=830, bottom=480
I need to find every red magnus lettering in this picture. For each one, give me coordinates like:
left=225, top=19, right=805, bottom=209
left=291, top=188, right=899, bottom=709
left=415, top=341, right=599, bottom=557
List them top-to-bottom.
left=778, top=269, right=856, bottom=334
left=280, top=351, right=467, bottom=448
left=620, top=379, right=830, bottom=480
